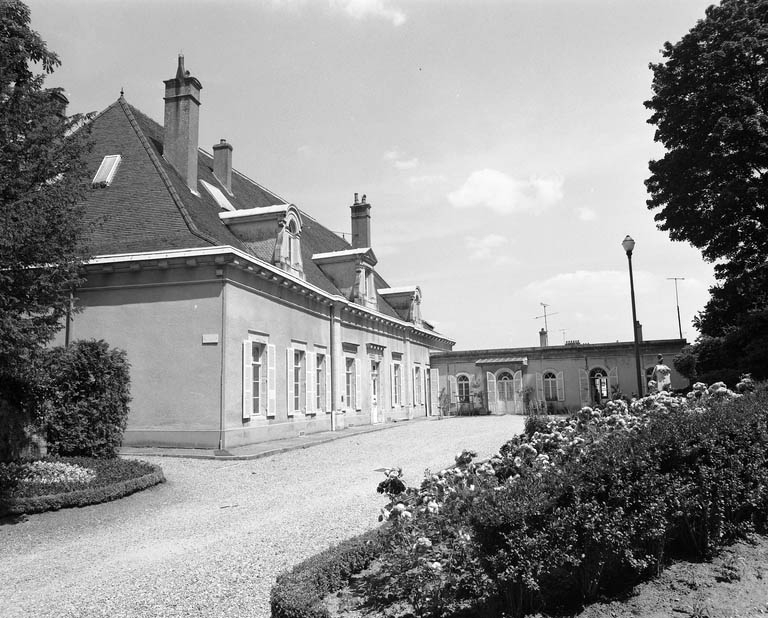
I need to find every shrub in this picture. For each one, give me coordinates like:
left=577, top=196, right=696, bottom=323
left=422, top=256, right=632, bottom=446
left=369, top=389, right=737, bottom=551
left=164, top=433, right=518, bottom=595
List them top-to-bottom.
left=38, top=340, right=131, bottom=459
left=361, top=382, right=768, bottom=617
left=0, top=456, right=164, bottom=515
left=271, top=528, right=387, bottom=618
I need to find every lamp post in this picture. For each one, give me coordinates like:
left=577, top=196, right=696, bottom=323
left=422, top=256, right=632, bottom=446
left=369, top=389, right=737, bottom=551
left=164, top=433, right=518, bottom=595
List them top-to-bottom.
left=622, top=235, right=644, bottom=397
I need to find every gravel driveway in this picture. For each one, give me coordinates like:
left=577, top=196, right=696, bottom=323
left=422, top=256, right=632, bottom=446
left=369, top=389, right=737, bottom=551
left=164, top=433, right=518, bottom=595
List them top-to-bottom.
left=0, top=415, right=525, bottom=618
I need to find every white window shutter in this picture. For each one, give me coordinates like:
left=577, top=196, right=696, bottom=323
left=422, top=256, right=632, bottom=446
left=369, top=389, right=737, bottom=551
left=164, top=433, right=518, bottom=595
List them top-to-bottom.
left=242, top=340, right=253, bottom=420
left=267, top=344, right=276, bottom=417
left=259, top=347, right=267, bottom=415
left=286, top=347, right=294, bottom=416
left=306, top=352, right=315, bottom=413
left=354, top=358, right=361, bottom=410
left=325, top=359, right=332, bottom=413
left=403, top=363, right=410, bottom=406
left=390, top=364, right=395, bottom=407
left=412, top=367, right=416, bottom=405
left=608, top=367, right=619, bottom=398
left=429, top=368, right=439, bottom=416
left=578, top=368, right=589, bottom=406
left=513, top=370, right=524, bottom=414
left=556, top=371, right=565, bottom=401
left=484, top=372, right=496, bottom=413
left=535, top=372, right=544, bottom=402
left=448, top=375, right=458, bottom=412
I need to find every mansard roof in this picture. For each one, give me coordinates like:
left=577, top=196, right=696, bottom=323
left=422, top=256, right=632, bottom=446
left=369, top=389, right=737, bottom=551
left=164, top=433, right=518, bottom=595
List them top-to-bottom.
left=80, top=96, right=405, bottom=315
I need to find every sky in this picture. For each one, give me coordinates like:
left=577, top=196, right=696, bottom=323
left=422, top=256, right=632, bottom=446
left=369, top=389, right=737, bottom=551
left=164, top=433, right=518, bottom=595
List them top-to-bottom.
left=27, top=0, right=719, bottom=349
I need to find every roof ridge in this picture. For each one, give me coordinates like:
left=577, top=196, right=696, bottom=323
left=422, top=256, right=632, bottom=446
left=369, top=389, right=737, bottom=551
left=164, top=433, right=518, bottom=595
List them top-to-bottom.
left=117, top=97, right=219, bottom=247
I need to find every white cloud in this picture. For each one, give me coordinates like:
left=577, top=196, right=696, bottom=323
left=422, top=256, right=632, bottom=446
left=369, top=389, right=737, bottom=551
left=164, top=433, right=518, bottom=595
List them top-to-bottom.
left=270, top=0, right=406, bottom=25
left=331, top=0, right=406, bottom=25
left=384, top=148, right=419, bottom=170
left=394, top=157, right=419, bottom=170
left=448, top=169, right=564, bottom=215
left=409, top=174, right=446, bottom=186
left=577, top=207, right=597, bottom=221
left=465, top=233, right=512, bottom=264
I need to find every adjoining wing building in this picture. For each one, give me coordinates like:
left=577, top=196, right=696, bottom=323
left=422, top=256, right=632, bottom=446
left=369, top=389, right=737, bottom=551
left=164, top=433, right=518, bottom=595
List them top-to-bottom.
left=61, top=56, right=454, bottom=449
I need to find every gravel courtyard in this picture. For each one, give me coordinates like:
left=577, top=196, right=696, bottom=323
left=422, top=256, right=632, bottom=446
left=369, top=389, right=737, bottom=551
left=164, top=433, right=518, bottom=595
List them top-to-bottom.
left=0, top=415, right=524, bottom=618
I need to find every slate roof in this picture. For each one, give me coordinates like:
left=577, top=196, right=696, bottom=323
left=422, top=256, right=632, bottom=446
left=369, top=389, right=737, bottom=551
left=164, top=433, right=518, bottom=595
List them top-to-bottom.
left=81, top=96, right=404, bottom=318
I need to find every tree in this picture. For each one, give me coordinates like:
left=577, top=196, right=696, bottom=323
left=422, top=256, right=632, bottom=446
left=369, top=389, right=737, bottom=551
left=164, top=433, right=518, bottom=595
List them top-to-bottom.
left=646, top=0, right=768, bottom=337
left=0, top=1, right=91, bottom=459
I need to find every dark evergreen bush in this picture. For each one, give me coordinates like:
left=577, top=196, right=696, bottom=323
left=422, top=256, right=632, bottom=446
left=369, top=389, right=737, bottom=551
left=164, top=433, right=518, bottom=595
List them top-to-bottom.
left=39, top=340, right=131, bottom=458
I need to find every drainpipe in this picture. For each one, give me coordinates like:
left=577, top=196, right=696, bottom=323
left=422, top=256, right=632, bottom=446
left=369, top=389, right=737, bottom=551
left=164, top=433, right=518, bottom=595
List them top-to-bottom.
left=218, top=273, right=227, bottom=450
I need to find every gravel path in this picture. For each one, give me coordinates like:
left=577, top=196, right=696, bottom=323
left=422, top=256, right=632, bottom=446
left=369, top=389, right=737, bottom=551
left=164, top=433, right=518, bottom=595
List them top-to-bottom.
left=0, top=415, right=524, bottom=618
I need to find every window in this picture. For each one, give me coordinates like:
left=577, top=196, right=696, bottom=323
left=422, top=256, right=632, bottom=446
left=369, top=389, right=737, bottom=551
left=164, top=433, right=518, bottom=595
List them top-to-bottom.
left=92, top=154, right=121, bottom=187
left=242, top=336, right=275, bottom=419
left=293, top=350, right=306, bottom=414
left=316, top=353, right=327, bottom=412
left=345, top=356, right=360, bottom=410
left=392, top=362, right=402, bottom=406
left=413, top=366, right=423, bottom=406
left=589, top=367, right=609, bottom=403
left=498, top=371, right=515, bottom=401
left=543, top=372, right=558, bottom=402
left=457, top=375, right=470, bottom=403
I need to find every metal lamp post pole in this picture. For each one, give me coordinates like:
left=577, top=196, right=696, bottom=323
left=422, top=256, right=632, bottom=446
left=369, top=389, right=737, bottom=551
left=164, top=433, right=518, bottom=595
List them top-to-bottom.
left=622, top=236, right=643, bottom=397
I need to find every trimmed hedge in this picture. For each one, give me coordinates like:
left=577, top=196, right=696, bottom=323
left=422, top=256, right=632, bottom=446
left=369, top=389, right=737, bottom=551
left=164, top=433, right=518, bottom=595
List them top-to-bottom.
left=39, top=339, right=131, bottom=459
left=0, top=457, right=164, bottom=515
left=271, top=527, right=387, bottom=618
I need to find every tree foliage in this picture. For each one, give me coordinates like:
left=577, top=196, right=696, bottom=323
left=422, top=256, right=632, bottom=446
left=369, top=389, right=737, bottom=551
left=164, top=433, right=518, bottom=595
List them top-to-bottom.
left=646, top=0, right=768, bottom=336
left=0, top=1, right=91, bottom=375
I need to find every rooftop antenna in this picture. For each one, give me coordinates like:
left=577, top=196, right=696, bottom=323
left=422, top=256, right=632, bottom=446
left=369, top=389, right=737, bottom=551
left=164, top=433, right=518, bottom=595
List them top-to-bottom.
left=667, top=277, right=685, bottom=339
left=534, top=302, right=559, bottom=333
left=560, top=329, right=567, bottom=344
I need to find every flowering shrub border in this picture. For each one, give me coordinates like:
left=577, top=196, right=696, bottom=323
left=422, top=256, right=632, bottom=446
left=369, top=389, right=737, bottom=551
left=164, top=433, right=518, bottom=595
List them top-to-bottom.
left=0, top=457, right=165, bottom=516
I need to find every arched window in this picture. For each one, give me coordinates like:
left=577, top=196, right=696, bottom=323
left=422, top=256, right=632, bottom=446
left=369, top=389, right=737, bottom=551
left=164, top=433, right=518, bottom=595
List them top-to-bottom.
left=589, top=367, right=609, bottom=404
left=498, top=371, right=515, bottom=402
left=543, top=371, right=558, bottom=401
left=457, top=375, right=470, bottom=403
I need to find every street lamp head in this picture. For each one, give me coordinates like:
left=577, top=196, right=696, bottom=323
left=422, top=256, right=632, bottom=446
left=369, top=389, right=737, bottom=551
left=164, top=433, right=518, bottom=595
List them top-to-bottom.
left=622, top=235, right=635, bottom=255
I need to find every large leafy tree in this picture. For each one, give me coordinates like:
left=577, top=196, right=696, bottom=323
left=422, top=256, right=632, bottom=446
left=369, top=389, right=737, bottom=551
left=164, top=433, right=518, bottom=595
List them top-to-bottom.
left=0, top=0, right=91, bottom=455
left=646, top=0, right=768, bottom=338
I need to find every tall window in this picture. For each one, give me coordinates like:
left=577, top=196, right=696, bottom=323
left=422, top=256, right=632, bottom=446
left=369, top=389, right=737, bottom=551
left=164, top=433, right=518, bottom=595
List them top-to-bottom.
left=251, top=343, right=263, bottom=414
left=293, top=350, right=306, bottom=414
left=316, top=353, right=326, bottom=411
left=345, top=357, right=356, bottom=409
left=393, top=362, right=402, bottom=405
left=414, top=366, right=423, bottom=405
left=590, top=367, right=609, bottom=403
left=498, top=371, right=515, bottom=401
left=543, top=372, right=558, bottom=402
left=457, top=375, right=470, bottom=403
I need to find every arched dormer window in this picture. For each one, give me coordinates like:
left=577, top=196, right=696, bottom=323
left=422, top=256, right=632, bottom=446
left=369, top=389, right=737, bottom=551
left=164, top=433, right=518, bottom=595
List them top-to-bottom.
left=273, top=207, right=304, bottom=278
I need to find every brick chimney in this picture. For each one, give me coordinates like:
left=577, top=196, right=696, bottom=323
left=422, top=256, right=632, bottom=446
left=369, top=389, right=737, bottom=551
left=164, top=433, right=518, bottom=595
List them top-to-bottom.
left=163, top=55, right=202, bottom=193
left=213, top=139, right=233, bottom=194
left=350, top=193, right=371, bottom=248
left=539, top=328, right=549, bottom=348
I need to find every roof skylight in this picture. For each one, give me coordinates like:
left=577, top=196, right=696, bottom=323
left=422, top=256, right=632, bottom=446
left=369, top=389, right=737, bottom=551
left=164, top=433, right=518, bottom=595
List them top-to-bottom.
left=92, top=155, right=121, bottom=187
left=200, top=179, right=235, bottom=211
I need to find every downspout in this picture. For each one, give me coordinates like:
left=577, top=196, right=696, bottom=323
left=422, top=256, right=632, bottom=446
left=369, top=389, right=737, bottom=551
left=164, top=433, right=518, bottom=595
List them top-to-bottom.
left=218, top=273, right=227, bottom=450
left=329, top=303, right=337, bottom=431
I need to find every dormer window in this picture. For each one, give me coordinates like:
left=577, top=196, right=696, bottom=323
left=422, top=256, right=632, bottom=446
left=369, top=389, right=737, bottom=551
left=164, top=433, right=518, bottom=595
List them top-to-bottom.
left=92, top=155, right=121, bottom=187
left=273, top=210, right=304, bottom=278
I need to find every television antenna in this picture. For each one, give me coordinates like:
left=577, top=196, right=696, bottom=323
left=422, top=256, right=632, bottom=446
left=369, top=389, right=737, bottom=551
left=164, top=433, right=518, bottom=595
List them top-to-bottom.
left=667, top=277, right=685, bottom=339
left=534, top=302, right=559, bottom=333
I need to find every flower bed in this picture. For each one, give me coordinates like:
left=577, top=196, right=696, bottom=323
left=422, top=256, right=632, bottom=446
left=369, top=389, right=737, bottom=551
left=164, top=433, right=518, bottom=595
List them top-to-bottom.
left=272, top=376, right=768, bottom=618
left=0, top=456, right=165, bottom=515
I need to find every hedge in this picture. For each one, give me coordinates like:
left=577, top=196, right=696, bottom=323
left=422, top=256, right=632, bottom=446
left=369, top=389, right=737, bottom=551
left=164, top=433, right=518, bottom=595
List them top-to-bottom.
left=0, top=459, right=165, bottom=516
left=270, top=526, right=388, bottom=618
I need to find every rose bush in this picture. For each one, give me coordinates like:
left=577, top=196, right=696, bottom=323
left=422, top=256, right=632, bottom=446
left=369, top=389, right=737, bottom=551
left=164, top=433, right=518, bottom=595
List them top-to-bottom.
left=365, top=375, right=768, bottom=617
